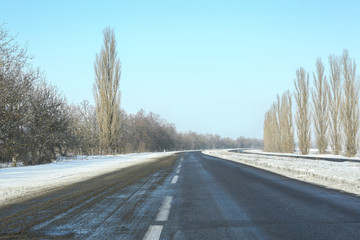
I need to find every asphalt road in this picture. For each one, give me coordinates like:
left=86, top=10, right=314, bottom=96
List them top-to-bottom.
left=1, top=152, right=360, bottom=239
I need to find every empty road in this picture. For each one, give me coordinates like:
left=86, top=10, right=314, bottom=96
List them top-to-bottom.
left=1, top=152, right=360, bottom=239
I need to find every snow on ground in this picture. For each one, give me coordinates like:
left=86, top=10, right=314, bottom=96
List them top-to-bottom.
left=245, top=148, right=360, bottom=160
left=203, top=149, right=360, bottom=196
left=0, top=152, right=175, bottom=208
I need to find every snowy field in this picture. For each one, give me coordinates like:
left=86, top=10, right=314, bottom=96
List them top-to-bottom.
left=203, top=149, right=360, bottom=196
left=0, top=152, right=175, bottom=208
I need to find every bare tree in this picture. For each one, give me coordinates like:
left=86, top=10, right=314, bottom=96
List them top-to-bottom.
left=0, top=24, right=35, bottom=166
left=0, top=24, right=78, bottom=166
left=93, top=27, right=121, bottom=153
left=341, top=50, right=359, bottom=157
left=328, top=55, right=342, bottom=155
left=312, top=58, right=329, bottom=154
left=294, top=67, right=311, bottom=155
left=27, top=81, right=74, bottom=165
left=263, top=91, right=294, bottom=153
left=280, top=91, right=294, bottom=153
left=275, top=96, right=282, bottom=151
left=69, top=101, right=99, bottom=155
left=263, top=103, right=280, bottom=152
left=263, top=110, right=272, bottom=152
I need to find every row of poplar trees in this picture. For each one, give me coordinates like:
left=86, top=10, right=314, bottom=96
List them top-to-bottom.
left=264, top=50, right=359, bottom=157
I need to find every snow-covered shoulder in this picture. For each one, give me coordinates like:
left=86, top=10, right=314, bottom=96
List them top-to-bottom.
left=244, top=148, right=360, bottom=161
left=202, top=149, right=360, bottom=196
left=0, top=152, right=175, bottom=208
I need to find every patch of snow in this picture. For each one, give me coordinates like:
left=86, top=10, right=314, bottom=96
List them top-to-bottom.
left=245, top=148, right=360, bottom=161
left=203, top=149, right=360, bottom=196
left=0, top=152, right=175, bottom=208
left=0, top=162, right=24, bottom=168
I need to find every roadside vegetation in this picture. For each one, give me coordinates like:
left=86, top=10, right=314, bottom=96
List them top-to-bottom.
left=0, top=24, right=262, bottom=166
left=264, top=50, right=360, bottom=157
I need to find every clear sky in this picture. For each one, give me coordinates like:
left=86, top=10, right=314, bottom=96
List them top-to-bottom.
left=1, top=0, right=360, bottom=139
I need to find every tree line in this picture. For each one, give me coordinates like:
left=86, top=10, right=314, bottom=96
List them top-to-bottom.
left=0, top=24, right=75, bottom=166
left=0, top=25, right=262, bottom=166
left=264, top=50, right=359, bottom=157
left=70, top=102, right=262, bottom=155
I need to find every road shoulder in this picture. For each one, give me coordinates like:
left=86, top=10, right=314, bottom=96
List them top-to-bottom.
left=202, top=149, right=360, bottom=197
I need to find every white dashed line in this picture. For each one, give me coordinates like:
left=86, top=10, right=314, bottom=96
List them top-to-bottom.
left=143, top=159, right=181, bottom=240
left=171, top=175, right=179, bottom=184
left=156, top=196, right=173, bottom=221
left=143, top=225, right=163, bottom=240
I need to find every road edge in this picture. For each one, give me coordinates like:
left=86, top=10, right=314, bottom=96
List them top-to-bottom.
left=202, top=150, right=360, bottom=197
left=0, top=153, right=178, bottom=208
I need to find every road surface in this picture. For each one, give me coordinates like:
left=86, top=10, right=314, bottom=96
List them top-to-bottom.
left=1, top=152, right=360, bottom=239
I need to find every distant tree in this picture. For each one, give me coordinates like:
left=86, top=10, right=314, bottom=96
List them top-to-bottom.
left=93, top=27, right=121, bottom=153
left=341, top=50, right=359, bottom=157
left=328, top=54, right=342, bottom=155
left=312, top=58, right=329, bottom=154
left=294, top=67, right=311, bottom=155
left=263, top=91, right=293, bottom=153
left=279, top=91, right=294, bottom=153
left=275, top=96, right=282, bottom=151
left=69, top=100, right=99, bottom=155
left=263, top=103, right=280, bottom=152
left=132, top=109, right=151, bottom=152
left=118, top=110, right=136, bottom=153
left=263, top=110, right=272, bottom=152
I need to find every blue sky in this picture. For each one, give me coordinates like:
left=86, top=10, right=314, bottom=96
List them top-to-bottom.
left=1, top=0, right=360, bottom=139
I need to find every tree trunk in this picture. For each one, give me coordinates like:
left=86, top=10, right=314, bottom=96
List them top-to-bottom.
left=11, top=156, right=16, bottom=167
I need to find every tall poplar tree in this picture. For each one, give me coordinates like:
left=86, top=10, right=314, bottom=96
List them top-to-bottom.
left=93, top=27, right=121, bottom=153
left=341, top=50, right=359, bottom=157
left=328, top=55, right=342, bottom=155
left=312, top=58, right=329, bottom=154
left=294, top=67, right=311, bottom=155
left=280, top=91, right=295, bottom=153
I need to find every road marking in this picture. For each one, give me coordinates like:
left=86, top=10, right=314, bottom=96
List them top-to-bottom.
left=178, top=164, right=182, bottom=169
left=176, top=169, right=180, bottom=174
left=171, top=175, right=179, bottom=184
left=156, top=196, right=173, bottom=221
left=143, top=225, right=163, bottom=240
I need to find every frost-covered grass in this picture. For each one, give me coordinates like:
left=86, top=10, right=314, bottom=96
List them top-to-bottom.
left=245, top=148, right=360, bottom=161
left=203, top=149, right=360, bottom=196
left=0, top=152, right=175, bottom=207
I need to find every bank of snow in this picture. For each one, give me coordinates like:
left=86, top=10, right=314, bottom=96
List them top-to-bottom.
left=203, top=149, right=360, bottom=196
left=0, top=152, right=174, bottom=208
